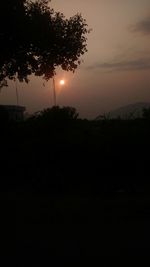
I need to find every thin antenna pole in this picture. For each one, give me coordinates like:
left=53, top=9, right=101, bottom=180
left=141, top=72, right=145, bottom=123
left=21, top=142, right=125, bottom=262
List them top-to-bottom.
left=53, top=77, right=56, bottom=106
left=15, top=78, right=19, bottom=106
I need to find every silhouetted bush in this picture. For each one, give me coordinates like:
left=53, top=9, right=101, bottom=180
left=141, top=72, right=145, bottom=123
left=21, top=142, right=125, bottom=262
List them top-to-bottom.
left=28, top=106, right=79, bottom=130
left=40, top=106, right=78, bottom=120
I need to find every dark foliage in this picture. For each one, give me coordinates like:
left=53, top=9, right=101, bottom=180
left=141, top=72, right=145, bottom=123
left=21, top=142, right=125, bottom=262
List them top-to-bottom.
left=0, top=0, right=88, bottom=87
left=35, top=106, right=78, bottom=122
left=1, top=109, right=150, bottom=193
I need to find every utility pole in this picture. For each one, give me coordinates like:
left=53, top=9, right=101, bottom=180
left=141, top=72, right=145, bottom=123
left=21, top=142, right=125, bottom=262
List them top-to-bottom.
left=52, top=77, right=56, bottom=106
left=15, top=78, right=19, bottom=106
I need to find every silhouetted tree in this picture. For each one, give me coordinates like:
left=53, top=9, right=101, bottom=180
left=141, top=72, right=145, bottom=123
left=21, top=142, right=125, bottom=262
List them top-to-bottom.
left=0, top=0, right=88, bottom=88
left=36, top=106, right=78, bottom=122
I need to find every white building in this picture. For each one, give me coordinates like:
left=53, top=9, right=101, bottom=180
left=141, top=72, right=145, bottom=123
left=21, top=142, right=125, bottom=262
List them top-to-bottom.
left=0, top=105, right=26, bottom=121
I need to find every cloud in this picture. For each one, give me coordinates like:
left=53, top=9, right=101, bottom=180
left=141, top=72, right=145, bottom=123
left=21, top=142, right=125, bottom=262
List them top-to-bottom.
left=130, top=16, right=150, bottom=35
left=87, top=58, right=150, bottom=72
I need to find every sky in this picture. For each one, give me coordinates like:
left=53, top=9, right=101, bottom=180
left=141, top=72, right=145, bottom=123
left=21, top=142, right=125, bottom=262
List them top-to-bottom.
left=1, top=0, right=150, bottom=118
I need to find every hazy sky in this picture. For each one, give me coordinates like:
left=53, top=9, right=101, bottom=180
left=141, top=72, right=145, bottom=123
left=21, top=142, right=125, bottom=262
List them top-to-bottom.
left=1, top=0, right=150, bottom=118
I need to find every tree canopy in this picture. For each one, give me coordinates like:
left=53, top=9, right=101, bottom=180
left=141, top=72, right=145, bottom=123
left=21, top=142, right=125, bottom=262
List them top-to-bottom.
left=0, top=0, right=89, bottom=88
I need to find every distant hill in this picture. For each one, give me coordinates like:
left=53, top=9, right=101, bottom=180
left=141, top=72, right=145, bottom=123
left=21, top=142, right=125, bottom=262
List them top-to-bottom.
left=96, top=102, right=150, bottom=120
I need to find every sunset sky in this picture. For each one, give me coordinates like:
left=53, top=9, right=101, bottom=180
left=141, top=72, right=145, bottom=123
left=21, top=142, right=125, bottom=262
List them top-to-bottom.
left=1, top=0, right=150, bottom=118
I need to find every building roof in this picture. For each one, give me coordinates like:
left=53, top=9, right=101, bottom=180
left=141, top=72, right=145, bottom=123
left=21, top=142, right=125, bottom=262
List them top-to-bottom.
left=0, top=105, right=26, bottom=112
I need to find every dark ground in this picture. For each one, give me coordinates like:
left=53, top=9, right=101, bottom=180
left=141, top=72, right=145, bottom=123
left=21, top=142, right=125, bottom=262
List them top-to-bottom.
left=1, top=117, right=150, bottom=266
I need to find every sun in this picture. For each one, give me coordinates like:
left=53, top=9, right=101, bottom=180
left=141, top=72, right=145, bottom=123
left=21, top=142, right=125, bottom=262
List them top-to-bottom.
left=59, top=79, right=65, bottom=85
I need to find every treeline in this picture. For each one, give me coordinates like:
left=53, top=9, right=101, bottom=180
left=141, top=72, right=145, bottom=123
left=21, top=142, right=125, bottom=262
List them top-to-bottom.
left=1, top=106, right=150, bottom=192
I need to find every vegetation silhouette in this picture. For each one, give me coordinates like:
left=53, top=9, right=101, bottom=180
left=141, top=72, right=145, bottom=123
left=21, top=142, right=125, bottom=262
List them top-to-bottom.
left=0, top=0, right=89, bottom=88
left=1, top=106, right=150, bottom=192
left=32, top=106, right=79, bottom=125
